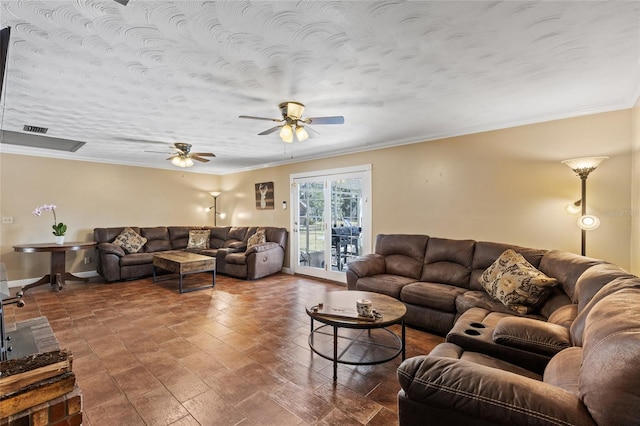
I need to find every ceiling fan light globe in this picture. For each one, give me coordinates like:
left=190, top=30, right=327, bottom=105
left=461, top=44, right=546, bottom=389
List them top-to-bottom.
left=280, top=124, right=294, bottom=143
left=296, top=126, right=309, bottom=142
left=171, top=156, right=193, bottom=168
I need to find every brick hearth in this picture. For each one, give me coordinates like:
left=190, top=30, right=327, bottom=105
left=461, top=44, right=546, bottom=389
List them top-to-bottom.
left=1, top=317, right=82, bottom=426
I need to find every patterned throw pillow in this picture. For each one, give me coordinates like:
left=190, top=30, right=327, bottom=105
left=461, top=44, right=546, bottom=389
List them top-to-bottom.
left=113, top=227, right=147, bottom=254
left=187, top=229, right=210, bottom=249
left=246, top=230, right=266, bottom=250
left=479, top=249, right=558, bottom=314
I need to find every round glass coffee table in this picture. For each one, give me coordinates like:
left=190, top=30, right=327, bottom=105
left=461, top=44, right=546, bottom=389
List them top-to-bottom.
left=305, top=290, right=407, bottom=382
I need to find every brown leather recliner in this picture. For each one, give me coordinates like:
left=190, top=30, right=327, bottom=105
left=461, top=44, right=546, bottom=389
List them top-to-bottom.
left=397, top=277, right=640, bottom=426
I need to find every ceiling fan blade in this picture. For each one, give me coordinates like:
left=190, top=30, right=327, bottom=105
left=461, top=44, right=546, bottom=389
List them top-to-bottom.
left=239, top=115, right=283, bottom=123
left=304, top=116, right=345, bottom=125
left=259, top=125, right=283, bottom=135
left=305, top=125, right=320, bottom=136
left=193, top=152, right=216, bottom=157
left=166, top=155, right=178, bottom=160
left=192, top=155, right=210, bottom=163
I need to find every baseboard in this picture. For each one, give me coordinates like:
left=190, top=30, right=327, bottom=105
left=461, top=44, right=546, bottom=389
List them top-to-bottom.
left=281, top=267, right=293, bottom=275
left=7, top=270, right=99, bottom=288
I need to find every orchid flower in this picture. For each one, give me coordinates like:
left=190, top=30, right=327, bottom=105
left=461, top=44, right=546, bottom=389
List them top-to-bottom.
left=33, top=204, right=66, bottom=236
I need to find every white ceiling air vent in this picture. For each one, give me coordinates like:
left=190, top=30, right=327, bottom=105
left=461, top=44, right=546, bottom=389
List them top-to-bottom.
left=23, top=125, right=48, bottom=134
left=0, top=130, right=85, bottom=152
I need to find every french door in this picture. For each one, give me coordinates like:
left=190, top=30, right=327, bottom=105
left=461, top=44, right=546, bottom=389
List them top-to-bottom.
left=291, top=165, right=371, bottom=282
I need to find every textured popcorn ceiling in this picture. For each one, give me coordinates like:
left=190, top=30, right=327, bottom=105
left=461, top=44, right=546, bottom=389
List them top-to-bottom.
left=0, top=1, right=639, bottom=174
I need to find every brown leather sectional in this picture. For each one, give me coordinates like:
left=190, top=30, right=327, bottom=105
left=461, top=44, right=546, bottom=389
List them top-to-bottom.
left=94, top=226, right=287, bottom=282
left=346, top=234, right=640, bottom=424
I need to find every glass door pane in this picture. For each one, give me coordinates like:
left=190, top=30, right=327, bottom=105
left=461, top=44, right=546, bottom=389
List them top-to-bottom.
left=291, top=166, right=370, bottom=283
left=330, top=177, right=363, bottom=273
left=296, top=180, right=326, bottom=275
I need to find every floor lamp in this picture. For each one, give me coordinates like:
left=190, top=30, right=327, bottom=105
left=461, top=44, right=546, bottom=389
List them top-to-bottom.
left=561, top=157, right=608, bottom=256
left=206, top=191, right=222, bottom=226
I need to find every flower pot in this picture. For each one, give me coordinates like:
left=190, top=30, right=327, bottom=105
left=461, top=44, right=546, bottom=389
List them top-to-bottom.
left=55, top=236, right=65, bottom=245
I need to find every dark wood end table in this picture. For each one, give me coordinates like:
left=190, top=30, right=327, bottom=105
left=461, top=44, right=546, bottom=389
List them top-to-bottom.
left=13, top=241, right=97, bottom=292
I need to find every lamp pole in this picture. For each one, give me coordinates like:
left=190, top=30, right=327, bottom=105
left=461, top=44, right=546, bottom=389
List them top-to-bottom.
left=561, top=156, right=607, bottom=257
left=580, top=174, right=587, bottom=256
left=209, top=192, right=222, bottom=226
left=213, top=197, right=218, bottom=226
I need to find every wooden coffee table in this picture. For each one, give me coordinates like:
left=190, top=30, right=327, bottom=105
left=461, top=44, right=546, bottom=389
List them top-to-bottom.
left=152, top=251, right=216, bottom=293
left=305, top=290, right=407, bottom=382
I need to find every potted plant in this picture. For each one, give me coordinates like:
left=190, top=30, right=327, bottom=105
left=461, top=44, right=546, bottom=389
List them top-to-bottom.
left=33, top=204, right=67, bottom=244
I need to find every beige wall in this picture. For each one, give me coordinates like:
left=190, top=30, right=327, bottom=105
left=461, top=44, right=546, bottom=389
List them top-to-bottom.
left=632, top=103, right=640, bottom=274
left=1, top=109, right=635, bottom=281
left=222, top=110, right=633, bottom=271
left=0, top=155, right=219, bottom=280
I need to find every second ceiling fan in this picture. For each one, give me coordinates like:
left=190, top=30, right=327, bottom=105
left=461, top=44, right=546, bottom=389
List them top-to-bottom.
left=239, top=101, right=344, bottom=143
left=167, top=143, right=215, bottom=168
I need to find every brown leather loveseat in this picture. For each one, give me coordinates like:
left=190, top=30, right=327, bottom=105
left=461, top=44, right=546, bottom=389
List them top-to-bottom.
left=94, top=226, right=287, bottom=282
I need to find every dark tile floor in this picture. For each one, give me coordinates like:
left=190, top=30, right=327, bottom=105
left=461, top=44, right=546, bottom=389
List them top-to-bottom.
left=4, top=272, right=444, bottom=425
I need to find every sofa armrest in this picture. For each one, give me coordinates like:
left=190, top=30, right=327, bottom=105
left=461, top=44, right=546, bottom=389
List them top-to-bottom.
left=245, top=241, right=280, bottom=256
left=97, top=242, right=125, bottom=257
left=346, top=254, right=386, bottom=278
left=493, top=317, right=571, bottom=357
left=397, top=356, right=595, bottom=426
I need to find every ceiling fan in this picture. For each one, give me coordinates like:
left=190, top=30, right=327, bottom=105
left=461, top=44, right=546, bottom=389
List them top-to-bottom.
left=239, top=101, right=344, bottom=143
left=165, top=143, right=215, bottom=168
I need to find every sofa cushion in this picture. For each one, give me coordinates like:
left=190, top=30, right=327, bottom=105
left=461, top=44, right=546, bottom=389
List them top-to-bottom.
left=167, top=226, right=191, bottom=250
left=209, top=226, right=230, bottom=248
left=113, top=227, right=147, bottom=254
left=141, top=227, right=172, bottom=253
left=226, top=227, right=248, bottom=244
left=187, top=229, right=210, bottom=249
left=247, top=230, right=266, bottom=249
left=375, top=234, right=429, bottom=280
left=420, top=237, right=475, bottom=288
left=228, top=241, right=246, bottom=250
left=470, top=242, right=547, bottom=291
left=480, top=250, right=558, bottom=314
left=537, top=250, right=603, bottom=301
left=119, top=252, right=154, bottom=266
left=225, top=252, right=247, bottom=265
left=573, top=263, right=634, bottom=310
left=355, top=275, right=417, bottom=299
left=570, top=276, right=640, bottom=346
left=401, top=282, right=466, bottom=313
left=579, top=287, right=640, bottom=425
left=455, top=291, right=545, bottom=320
left=546, top=304, right=577, bottom=328
left=493, top=317, right=571, bottom=357
left=426, top=342, right=542, bottom=380
left=543, top=347, right=582, bottom=397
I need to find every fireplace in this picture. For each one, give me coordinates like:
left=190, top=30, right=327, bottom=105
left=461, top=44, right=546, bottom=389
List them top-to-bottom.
left=1, top=317, right=82, bottom=426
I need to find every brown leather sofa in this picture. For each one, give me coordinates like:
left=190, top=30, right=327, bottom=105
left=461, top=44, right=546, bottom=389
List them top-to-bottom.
left=94, top=226, right=287, bottom=282
left=346, top=234, right=633, bottom=373
left=346, top=235, right=613, bottom=333
left=397, top=276, right=640, bottom=425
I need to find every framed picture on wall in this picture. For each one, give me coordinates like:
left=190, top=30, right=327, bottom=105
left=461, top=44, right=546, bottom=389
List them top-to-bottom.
left=255, top=182, right=274, bottom=210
